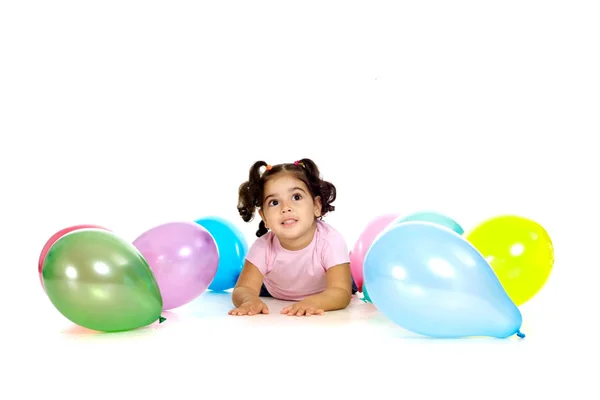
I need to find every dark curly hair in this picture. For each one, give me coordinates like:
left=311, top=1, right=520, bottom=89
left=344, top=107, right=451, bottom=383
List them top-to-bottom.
left=237, top=158, right=337, bottom=237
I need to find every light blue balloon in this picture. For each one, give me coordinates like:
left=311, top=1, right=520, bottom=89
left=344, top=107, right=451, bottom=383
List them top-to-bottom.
left=392, top=211, right=464, bottom=235
left=195, top=216, right=248, bottom=292
left=363, top=221, right=524, bottom=339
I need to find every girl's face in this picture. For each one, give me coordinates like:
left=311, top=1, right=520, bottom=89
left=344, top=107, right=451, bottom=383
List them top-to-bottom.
left=258, top=173, right=322, bottom=250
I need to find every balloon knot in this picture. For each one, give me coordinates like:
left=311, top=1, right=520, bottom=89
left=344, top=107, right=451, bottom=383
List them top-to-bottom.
left=159, top=316, right=166, bottom=323
left=516, top=330, right=525, bottom=338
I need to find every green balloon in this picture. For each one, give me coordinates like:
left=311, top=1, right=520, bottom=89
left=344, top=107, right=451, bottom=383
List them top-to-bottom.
left=42, top=229, right=164, bottom=332
left=362, top=283, right=372, bottom=303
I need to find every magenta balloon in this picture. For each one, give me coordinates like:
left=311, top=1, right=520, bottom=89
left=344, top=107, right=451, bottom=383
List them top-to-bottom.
left=349, top=213, right=399, bottom=291
left=132, top=221, right=219, bottom=310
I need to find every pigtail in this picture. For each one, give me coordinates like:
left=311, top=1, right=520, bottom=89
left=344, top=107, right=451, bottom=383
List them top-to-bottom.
left=297, top=158, right=321, bottom=178
left=237, top=160, right=267, bottom=222
left=248, top=160, right=268, bottom=192
left=256, top=220, right=268, bottom=238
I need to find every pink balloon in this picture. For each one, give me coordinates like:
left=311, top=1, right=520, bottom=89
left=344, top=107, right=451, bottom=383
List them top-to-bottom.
left=350, top=213, right=399, bottom=291
left=132, top=221, right=219, bottom=310
left=38, top=224, right=110, bottom=291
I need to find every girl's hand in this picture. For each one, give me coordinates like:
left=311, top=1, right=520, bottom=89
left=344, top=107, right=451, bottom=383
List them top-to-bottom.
left=229, top=299, right=270, bottom=316
left=281, top=300, right=324, bottom=316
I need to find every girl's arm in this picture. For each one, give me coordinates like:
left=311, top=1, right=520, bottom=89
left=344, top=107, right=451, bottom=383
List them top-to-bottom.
left=231, top=260, right=265, bottom=307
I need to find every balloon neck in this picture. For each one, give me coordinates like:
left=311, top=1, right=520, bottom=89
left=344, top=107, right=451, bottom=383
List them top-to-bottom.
left=159, top=316, right=166, bottom=324
left=516, top=330, right=525, bottom=338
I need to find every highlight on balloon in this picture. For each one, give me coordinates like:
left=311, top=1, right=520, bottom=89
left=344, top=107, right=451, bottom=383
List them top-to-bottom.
left=37, top=210, right=553, bottom=339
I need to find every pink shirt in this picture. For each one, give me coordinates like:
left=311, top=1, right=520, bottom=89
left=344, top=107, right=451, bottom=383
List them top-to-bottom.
left=245, top=220, right=350, bottom=301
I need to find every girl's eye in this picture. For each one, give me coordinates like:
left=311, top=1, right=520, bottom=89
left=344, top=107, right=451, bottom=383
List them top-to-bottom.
left=293, top=194, right=302, bottom=201
left=268, top=200, right=279, bottom=206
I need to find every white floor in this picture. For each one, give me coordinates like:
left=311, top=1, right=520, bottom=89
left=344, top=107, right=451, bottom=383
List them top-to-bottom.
left=9, top=281, right=596, bottom=399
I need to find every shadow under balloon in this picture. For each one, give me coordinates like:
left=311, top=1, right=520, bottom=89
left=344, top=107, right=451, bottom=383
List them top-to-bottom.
left=180, top=290, right=237, bottom=317
left=357, top=300, right=527, bottom=343
left=61, top=310, right=180, bottom=338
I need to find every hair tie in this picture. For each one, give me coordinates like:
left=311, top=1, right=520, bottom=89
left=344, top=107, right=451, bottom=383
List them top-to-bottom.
left=293, top=160, right=304, bottom=167
left=266, top=164, right=272, bottom=170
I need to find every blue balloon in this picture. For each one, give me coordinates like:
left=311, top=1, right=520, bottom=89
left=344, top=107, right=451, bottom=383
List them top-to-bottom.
left=392, top=211, right=464, bottom=235
left=195, top=216, right=248, bottom=292
left=363, top=221, right=524, bottom=339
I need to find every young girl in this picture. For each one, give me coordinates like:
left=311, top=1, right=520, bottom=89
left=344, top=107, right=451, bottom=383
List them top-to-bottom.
left=229, top=158, right=357, bottom=317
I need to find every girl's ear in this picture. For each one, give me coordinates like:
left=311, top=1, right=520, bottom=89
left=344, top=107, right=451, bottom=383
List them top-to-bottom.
left=313, top=196, right=322, bottom=217
left=258, top=208, right=268, bottom=229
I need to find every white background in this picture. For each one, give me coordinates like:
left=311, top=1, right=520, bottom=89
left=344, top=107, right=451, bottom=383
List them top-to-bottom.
left=1, top=1, right=599, bottom=399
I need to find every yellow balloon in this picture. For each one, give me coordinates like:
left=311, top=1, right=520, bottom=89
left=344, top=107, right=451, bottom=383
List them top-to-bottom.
left=466, top=215, right=554, bottom=306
